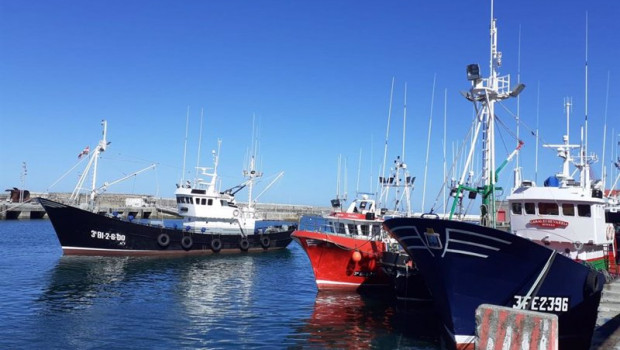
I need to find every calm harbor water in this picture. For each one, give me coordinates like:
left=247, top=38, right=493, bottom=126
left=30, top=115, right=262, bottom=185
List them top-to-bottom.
left=0, top=220, right=439, bottom=349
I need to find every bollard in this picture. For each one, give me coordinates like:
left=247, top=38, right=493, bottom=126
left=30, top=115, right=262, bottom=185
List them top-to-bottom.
left=476, top=304, right=558, bottom=350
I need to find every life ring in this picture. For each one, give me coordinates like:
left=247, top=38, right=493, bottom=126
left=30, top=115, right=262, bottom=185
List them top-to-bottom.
left=233, top=209, right=240, bottom=217
left=607, top=225, right=614, bottom=241
left=157, top=233, right=170, bottom=247
left=181, top=236, right=193, bottom=250
left=260, top=236, right=271, bottom=249
left=239, top=237, right=250, bottom=251
left=211, top=238, right=222, bottom=252
left=574, top=241, right=584, bottom=251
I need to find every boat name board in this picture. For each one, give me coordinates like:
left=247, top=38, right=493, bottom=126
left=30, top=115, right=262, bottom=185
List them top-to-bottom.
left=528, top=219, right=569, bottom=229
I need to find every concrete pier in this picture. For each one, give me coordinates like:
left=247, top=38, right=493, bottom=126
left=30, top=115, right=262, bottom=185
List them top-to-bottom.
left=0, top=192, right=330, bottom=221
left=591, top=278, right=620, bottom=349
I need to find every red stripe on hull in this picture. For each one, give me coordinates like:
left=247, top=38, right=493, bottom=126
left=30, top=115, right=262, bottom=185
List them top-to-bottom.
left=292, top=230, right=389, bottom=291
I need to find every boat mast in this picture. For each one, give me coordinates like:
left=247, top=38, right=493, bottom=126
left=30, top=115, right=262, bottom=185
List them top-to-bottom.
left=450, top=0, right=524, bottom=227
left=543, top=100, right=579, bottom=186
left=243, top=115, right=263, bottom=209
left=89, top=120, right=108, bottom=205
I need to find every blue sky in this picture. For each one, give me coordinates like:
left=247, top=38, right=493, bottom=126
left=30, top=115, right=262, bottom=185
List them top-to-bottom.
left=1, top=0, right=619, bottom=210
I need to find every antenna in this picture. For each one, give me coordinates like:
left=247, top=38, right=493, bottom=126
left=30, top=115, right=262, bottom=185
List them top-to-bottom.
left=584, top=12, right=589, bottom=171
left=516, top=25, right=522, bottom=169
left=602, top=71, right=610, bottom=188
left=422, top=74, right=437, bottom=212
left=381, top=77, right=395, bottom=189
left=402, top=82, right=407, bottom=161
left=535, top=82, right=540, bottom=183
left=443, top=88, right=448, bottom=215
left=181, top=106, right=190, bottom=185
left=195, top=107, right=204, bottom=186
left=369, top=134, right=373, bottom=193
left=356, top=148, right=362, bottom=194
left=336, top=154, right=341, bottom=200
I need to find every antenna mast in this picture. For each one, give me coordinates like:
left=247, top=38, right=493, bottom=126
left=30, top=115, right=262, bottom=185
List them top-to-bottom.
left=422, top=75, right=437, bottom=212
left=181, top=106, right=190, bottom=185
left=194, top=108, right=204, bottom=186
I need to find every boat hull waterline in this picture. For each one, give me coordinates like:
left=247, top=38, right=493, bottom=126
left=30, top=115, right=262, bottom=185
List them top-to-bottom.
left=40, top=198, right=294, bottom=256
left=383, top=217, right=605, bottom=350
left=292, top=229, right=390, bottom=291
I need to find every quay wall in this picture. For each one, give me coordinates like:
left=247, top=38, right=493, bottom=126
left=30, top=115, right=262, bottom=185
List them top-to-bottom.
left=0, top=192, right=330, bottom=221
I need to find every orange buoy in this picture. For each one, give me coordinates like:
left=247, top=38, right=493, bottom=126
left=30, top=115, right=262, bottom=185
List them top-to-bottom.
left=352, top=251, right=362, bottom=262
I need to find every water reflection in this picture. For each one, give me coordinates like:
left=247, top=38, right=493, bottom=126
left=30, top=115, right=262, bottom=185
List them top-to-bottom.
left=34, top=248, right=438, bottom=349
left=38, top=256, right=132, bottom=312
left=301, top=292, right=439, bottom=349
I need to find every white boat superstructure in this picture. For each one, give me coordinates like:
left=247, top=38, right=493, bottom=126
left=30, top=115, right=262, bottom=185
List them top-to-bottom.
left=508, top=101, right=615, bottom=265
left=175, top=141, right=260, bottom=235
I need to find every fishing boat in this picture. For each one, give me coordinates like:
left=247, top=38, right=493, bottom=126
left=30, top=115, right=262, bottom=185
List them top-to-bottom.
left=383, top=4, right=610, bottom=349
left=508, top=100, right=617, bottom=272
left=40, top=120, right=294, bottom=256
left=292, top=154, right=416, bottom=292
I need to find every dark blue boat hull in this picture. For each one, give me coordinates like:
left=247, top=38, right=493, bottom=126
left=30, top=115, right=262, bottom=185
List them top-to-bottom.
left=383, top=217, right=604, bottom=350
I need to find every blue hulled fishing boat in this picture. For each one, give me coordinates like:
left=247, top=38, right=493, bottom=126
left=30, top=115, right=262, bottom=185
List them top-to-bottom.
left=383, top=3, right=612, bottom=349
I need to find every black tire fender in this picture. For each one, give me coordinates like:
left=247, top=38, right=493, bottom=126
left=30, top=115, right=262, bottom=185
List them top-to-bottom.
left=157, top=233, right=170, bottom=248
left=181, top=236, right=193, bottom=250
left=260, top=236, right=271, bottom=249
left=211, top=238, right=222, bottom=252
left=239, top=238, right=250, bottom=251
left=584, top=270, right=604, bottom=297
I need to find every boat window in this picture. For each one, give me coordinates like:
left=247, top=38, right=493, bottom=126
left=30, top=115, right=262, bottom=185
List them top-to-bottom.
left=176, top=197, right=181, bottom=204
left=189, top=197, right=194, bottom=204
left=201, top=198, right=206, bottom=205
left=208, top=199, right=213, bottom=206
left=220, top=200, right=227, bottom=207
left=359, top=201, right=367, bottom=210
left=511, top=202, right=522, bottom=215
left=524, top=202, right=535, bottom=214
left=539, top=202, right=559, bottom=215
left=562, top=203, right=575, bottom=216
left=577, top=204, right=591, bottom=217
left=338, top=223, right=345, bottom=234
left=347, top=224, right=357, bottom=235
left=361, top=225, right=369, bottom=236
left=372, top=225, right=381, bottom=236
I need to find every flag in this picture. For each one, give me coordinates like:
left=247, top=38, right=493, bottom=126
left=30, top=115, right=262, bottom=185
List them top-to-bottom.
left=78, top=146, right=90, bottom=159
